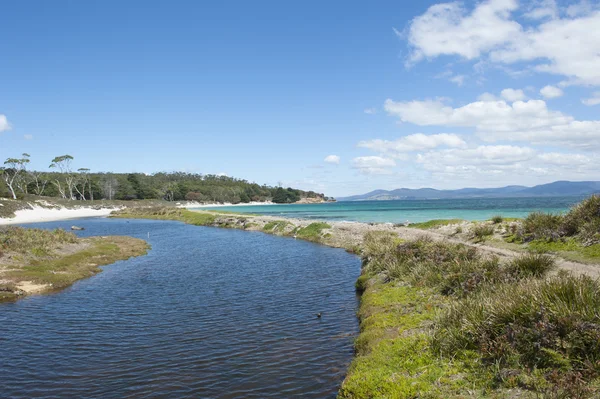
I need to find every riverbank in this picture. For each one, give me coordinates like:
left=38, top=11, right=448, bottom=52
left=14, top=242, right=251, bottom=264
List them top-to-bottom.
left=111, top=203, right=600, bottom=398
left=0, top=226, right=149, bottom=302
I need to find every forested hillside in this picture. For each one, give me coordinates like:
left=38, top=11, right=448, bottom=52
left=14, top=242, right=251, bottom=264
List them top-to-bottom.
left=0, top=154, right=326, bottom=204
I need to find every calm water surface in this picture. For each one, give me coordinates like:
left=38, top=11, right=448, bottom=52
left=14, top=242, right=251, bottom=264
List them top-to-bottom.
left=203, top=196, right=586, bottom=223
left=0, top=218, right=361, bottom=398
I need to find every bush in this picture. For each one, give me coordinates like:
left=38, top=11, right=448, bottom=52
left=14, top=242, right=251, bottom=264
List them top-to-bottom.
left=563, top=195, right=600, bottom=245
left=519, top=212, right=564, bottom=242
left=491, top=215, right=503, bottom=224
left=471, top=224, right=495, bottom=241
left=506, top=252, right=556, bottom=278
left=432, top=275, right=600, bottom=380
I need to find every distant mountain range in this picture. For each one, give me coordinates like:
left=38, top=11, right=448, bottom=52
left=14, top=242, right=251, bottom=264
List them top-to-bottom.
left=336, top=181, right=600, bottom=201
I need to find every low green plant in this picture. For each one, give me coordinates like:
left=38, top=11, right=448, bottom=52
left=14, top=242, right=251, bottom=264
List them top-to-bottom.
left=491, top=215, right=503, bottom=224
left=408, top=219, right=464, bottom=229
left=263, top=220, right=289, bottom=233
left=295, top=222, right=331, bottom=241
left=471, top=223, right=495, bottom=241
left=505, top=252, right=556, bottom=278
left=433, top=275, right=600, bottom=389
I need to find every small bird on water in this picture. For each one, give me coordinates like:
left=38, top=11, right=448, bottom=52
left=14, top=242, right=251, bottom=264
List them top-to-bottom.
left=316, top=313, right=322, bottom=318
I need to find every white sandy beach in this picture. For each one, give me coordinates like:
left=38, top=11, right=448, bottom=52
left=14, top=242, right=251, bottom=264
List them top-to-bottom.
left=182, top=201, right=275, bottom=208
left=0, top=206, right=119, bottom=225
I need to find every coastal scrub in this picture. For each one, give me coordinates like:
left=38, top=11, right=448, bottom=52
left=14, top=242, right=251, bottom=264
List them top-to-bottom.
left=0, top=226, right=149, bottom=302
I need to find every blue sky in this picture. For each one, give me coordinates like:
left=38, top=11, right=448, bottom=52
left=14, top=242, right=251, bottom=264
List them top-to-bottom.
left=1, top=0, right=600, bottom=197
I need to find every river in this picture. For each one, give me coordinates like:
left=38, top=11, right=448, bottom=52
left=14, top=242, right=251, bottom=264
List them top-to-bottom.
left=0, top=218, right=360, bottom=398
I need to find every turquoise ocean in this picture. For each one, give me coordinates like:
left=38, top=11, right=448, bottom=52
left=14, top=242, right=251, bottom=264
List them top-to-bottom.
left=200, top=196, right=587, bottom=224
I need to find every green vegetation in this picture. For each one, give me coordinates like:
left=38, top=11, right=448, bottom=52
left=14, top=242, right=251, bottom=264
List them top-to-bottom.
left=1, top=153, right=327, bottom=204
left=517, top=195, right=600, bottom=245
left=491, top=215, right=503, bottom=224
left=407, top=219, right=464, bottom=229
left=263, top=220, right=290, bottom=233
left=295, top=222, right=332, bottom=242
left=471, top=223, right=495, bottom=241
left=341, top=225, right=600, bottom=398
left=0, top=227, right=149, bottom=302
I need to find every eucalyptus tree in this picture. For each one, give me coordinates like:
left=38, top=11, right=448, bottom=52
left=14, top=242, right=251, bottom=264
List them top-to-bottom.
left=1, top=154, right=30, bottom=199
left=49, top=155, right=75, bottom=199
left=74, top=168, right=91, bottom=200
left=28, top=170, right=48, bottom=196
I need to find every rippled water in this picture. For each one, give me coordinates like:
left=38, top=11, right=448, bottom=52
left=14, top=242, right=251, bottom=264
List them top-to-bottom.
left=202, top=196, right=585, bottom=223
left=0, top=218, right=360, bottom=398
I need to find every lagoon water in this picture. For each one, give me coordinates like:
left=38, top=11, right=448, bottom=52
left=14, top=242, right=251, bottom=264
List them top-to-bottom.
left=204, top=196, right=585, bottom=224
left=0, top=218, right=360, bottom=398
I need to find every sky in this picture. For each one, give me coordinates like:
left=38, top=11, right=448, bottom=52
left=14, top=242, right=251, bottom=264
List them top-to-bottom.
left=1, top=0, right=600, bottom=197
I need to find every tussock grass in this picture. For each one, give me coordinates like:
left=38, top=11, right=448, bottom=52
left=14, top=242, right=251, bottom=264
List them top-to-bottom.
left=491, top=215, right=504, bottom=224
left=471, top=223, right=495, bottom=241
left=0, top=226, right=77, bottom=256
left=432, top=275, right=600, bottom=397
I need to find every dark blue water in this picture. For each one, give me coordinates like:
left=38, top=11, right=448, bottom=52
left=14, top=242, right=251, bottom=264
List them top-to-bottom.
left=203, top=196, right=586, bottom=223
left=0, top=218, right=360, bottom=398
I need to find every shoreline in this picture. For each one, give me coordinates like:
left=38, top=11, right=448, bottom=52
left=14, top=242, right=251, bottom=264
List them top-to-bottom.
left=0, top=206, right=120, bottom=226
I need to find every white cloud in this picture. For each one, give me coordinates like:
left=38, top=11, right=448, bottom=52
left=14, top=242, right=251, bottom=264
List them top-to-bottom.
left=407, top=0, right=600, bottom=86
left=407, top=0, right=521, bottom=63
left=524, top=0, right=559, bottom=20
left=566, top=0, right=596, bottom=17
left=450, top=75, right=466, bottom=86
left=540, top=85, right=564, bottom=98
left=501, top=88, right=526, bottom=102
left=582, top=91, right=600, bottom=106
left=477, top=92, right=499, bottom=102
left=384, top=96, right=600, bottom=149
left=364, top=108, right=377, bottom=114
left=0, top=115, right=11, bottom=132
left=358, top=133, right=466, bottom=156
left=23, top=134, right=33, bottom=140
left=324, top=155, right=341, bottom=164
left=352, top=156, right=396, bottom=175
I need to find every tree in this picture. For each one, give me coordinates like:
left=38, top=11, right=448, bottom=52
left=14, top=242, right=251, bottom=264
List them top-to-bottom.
left=1, top=154, right=30, bottom=199
left=49, top=155, right=75, bottom=199
left=74, top=168, right=91, bottom=200
left=28, top=171, right=48, bottom=196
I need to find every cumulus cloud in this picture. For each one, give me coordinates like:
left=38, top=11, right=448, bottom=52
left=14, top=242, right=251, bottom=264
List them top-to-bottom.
left=407, top=0, right=600, bottom=86
left=407, top=0, right=521, bottom=63
left=524, top=0, right=559, bottom=20
left=540, top=85, right=564, bottom=98
left=501, top=88, right=526, bottom=102
left=582, top=92, right=600, bottom=106
left=384, top=96, right=600, bottom=149
left=0, top=115, right=11, bottom=132
left=358, top=133, right=466, bottom=157
left=324, top=155, right=341, bottom=164
left=352, top=156, right=396, bottom=175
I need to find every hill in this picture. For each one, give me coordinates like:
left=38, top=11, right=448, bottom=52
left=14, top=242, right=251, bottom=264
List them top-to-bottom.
left=337, top=181, right=600, bottom=201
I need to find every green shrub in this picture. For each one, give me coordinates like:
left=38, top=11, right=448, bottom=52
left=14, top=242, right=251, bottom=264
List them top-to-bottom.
left=520, top=211, right=564, bottom=242
left=491, top=215, right=503, bottom=224
left=295, top=222, right=331, bottom=241
left=471, top=224, right=495, bottom=241
left=506, top=252, right=556, bottom=278
left=432, top=275, right=600, bottom=380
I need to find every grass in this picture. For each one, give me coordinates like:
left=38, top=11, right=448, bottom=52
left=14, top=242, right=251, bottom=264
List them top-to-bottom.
left=491, top=215, right=503, bottom=224
left=408, top=219, right=464, bottom=229
left=263, top=220, right=290, bottom=233
left=295, top=222, right=331, bottom=241
left=471, top=223, right=495, bottom=241
left=0, top=227, right=149, bottom=302
left=339, top=229, right=600, bottom=398
left=432, top=275, right=600, bottom=398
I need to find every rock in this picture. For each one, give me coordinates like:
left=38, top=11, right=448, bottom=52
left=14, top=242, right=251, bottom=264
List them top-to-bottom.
left=71, top=226, right=85, bottom=231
